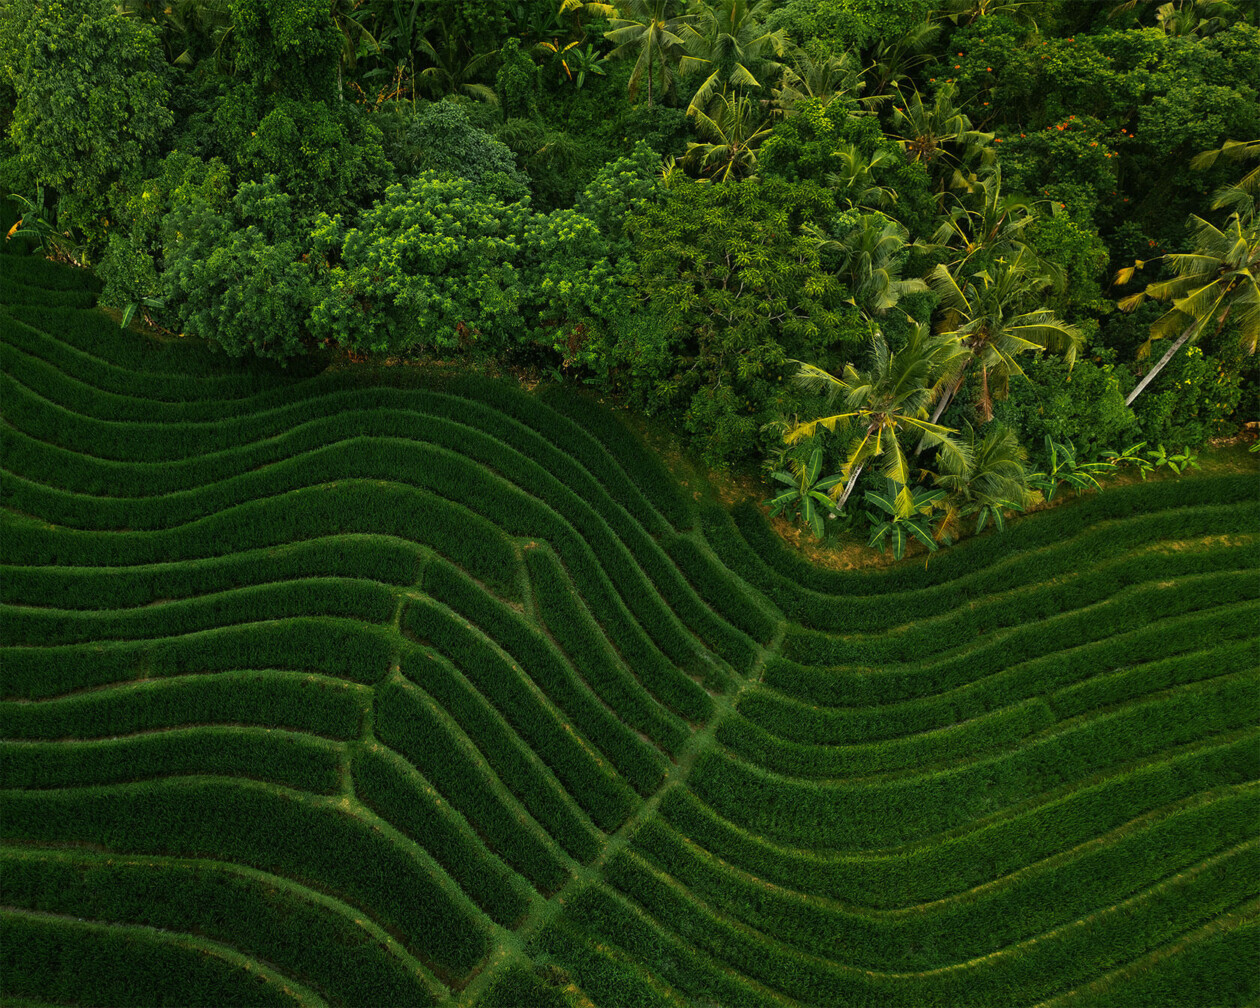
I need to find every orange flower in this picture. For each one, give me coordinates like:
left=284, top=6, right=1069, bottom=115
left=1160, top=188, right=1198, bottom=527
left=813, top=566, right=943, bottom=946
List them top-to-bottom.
left=955, top=64, right=961, bottom=69
left=986, top=67, right=992, bottom=72
left=983, top=101, right=989, bottom=105
left=1056, top=124, right=1065, bottom=130
left=1090, top=141, right=1098, bottom=146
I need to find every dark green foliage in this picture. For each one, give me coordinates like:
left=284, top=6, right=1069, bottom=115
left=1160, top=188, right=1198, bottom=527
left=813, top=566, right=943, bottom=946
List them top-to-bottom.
left=4, top=0, right=173, bottom=255
left=382, top=100, right=530, bottom=201
left=163, top=174, right=316, bottom=361
left=624, top=175, right=847, bottom=464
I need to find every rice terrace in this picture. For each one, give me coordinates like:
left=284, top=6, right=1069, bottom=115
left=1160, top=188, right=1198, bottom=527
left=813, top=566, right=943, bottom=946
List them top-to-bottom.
left=3, top=0, right=1260, bottom=1004
left=0, top=247, right=1256, bottom=1007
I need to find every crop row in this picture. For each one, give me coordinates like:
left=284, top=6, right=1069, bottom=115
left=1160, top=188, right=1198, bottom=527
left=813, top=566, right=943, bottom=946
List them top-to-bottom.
left=0, top=254, right=102, bottom=291
left=1, top=278, right=97, bottom=309
left=2, top=305, right=308, bottom=399
left=1, top=482, right=518, bottom=597
left=705, top=497, right=1257, bottom=633
left=1, top=534, right=421, bottom=610
left=781, top=542, right=1257, bottom=666
left=428, top=554, right=675, bottom=789
left=764, top=570, right=1258, bottom=713
left=0, top=576, right=396, bottom=648
left=402, top=593, right=638, bottom=832
left=741, top=607, right=1258, bottom=748
left=1, top=617, right=396, bottom=700
left=373, top=668, right=578, bottom=892
left=0, top=669, right=369, bottom=741
left=693, top=670, right=1259, bottom=849
left=718, top=697, right=1056, bottom=779
left=0, top=726, right=343, bottom=793
left=656, top=730, right=1260, bottom=906
left=349, top=742, right=536, bottom=925
left=1, top=776, right=497, bottom=980
left=628, top=784, right=1260, bottom=971
left=593, top=838, right=1257, bottom=1008
left=1, top=847, right=441, bottom=1006
left=1, top=910, right=319, bottom=1008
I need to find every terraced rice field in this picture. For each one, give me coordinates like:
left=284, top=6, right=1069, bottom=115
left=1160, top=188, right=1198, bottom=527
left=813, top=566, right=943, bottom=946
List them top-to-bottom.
left=2, top=251, right=1258, bottom=1008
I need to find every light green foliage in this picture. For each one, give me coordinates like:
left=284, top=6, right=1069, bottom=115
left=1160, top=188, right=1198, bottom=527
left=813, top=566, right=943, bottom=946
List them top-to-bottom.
left=5, top=0, right=173, bottom=254
left=309, top=172, right=527, bottom=354
left=164, top=175, right=316, bottom=361
left=1025, top=208, right=1110, bottom=313
left=1130, top=344, right=1245, bottom=447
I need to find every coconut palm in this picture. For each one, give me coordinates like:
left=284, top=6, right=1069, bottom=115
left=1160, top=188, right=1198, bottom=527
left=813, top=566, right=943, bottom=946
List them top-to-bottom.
left=604, top=0, right=693, bottom=107
left=676, top=0, right=790, bottom=116
left=413, top=17, right=497, bottom=103
left=864, top=18, right=939, bottom=102
left=770, top=45, right=864, bottom=117
left=887, top=82, right=994, bottom=191
left=683, top=89, right=773, bottom=181
left=1191, top=138, right=1260, bottom=222
left=825, top=145, right=900, bottom=212
left=932, top=168, right=1036, bottom=272
left=1116, top=209, right=1260, bottom=405
left=804, top=213, right=929, bottom=319
left=926, top=248, right=1084, bottom=423
left=785, top=324, right=970, bottom=515
left=931, top=421, right=1033, bottom=535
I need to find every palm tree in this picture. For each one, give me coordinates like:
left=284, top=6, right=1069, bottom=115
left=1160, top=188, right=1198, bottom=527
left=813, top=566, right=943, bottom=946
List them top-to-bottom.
left=604, top=0, right=693, bottom=107
left=677, top=0, right=790, bottom=115
left=414, top=17, right=498, bottom=103
left=864, top=18, right=939, bottom=101
left=769, top=45, right=863, bottom=118
left=887, top=82, right=994, bottom=191
left=683, top=89, right=772, bottom=181
left=1191, top=138, right=1260, bottom=222
left=825, top=145, right=899, bottom=212
left=931, top=167, right=1036, bottom=272
left=1115, top=210, right=1260, bottom=406
left=804, top=213, right=928, bottom=319
left=926, top=247, right=1084, bottom=423
left=785, top=324, right=970, bottom=515
left=931, top=421, right=1032, bottom=535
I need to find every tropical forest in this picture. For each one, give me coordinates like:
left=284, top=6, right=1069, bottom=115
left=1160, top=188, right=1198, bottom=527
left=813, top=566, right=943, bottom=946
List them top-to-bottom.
left=0, top=0, right=1257, bottom=1005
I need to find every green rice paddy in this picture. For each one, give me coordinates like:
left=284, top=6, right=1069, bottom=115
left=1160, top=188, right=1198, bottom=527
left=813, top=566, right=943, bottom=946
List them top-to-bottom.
left=2, top=253, right=1257, bottom=1007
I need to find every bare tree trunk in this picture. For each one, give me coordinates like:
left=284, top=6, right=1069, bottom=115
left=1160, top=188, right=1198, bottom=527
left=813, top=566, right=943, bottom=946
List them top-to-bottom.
left=1124, top=325, right=1196, bottom=407
left=916, top=361, right=970, bottom=455
left=930, top=368, right=965, bottom=425
left=834, top=463, right=865, bottom=511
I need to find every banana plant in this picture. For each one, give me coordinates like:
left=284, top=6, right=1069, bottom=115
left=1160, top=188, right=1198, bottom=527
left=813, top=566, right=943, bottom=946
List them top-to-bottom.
left=1027, top=438, right=1112, bottom=500
left=1099, top=440, right=1156, bottom=479
left=1146, top=443, right=1201, bottom=475
left=763, top=446, right=844, bottom=539
left=865, top=479, right=945, bottom=559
